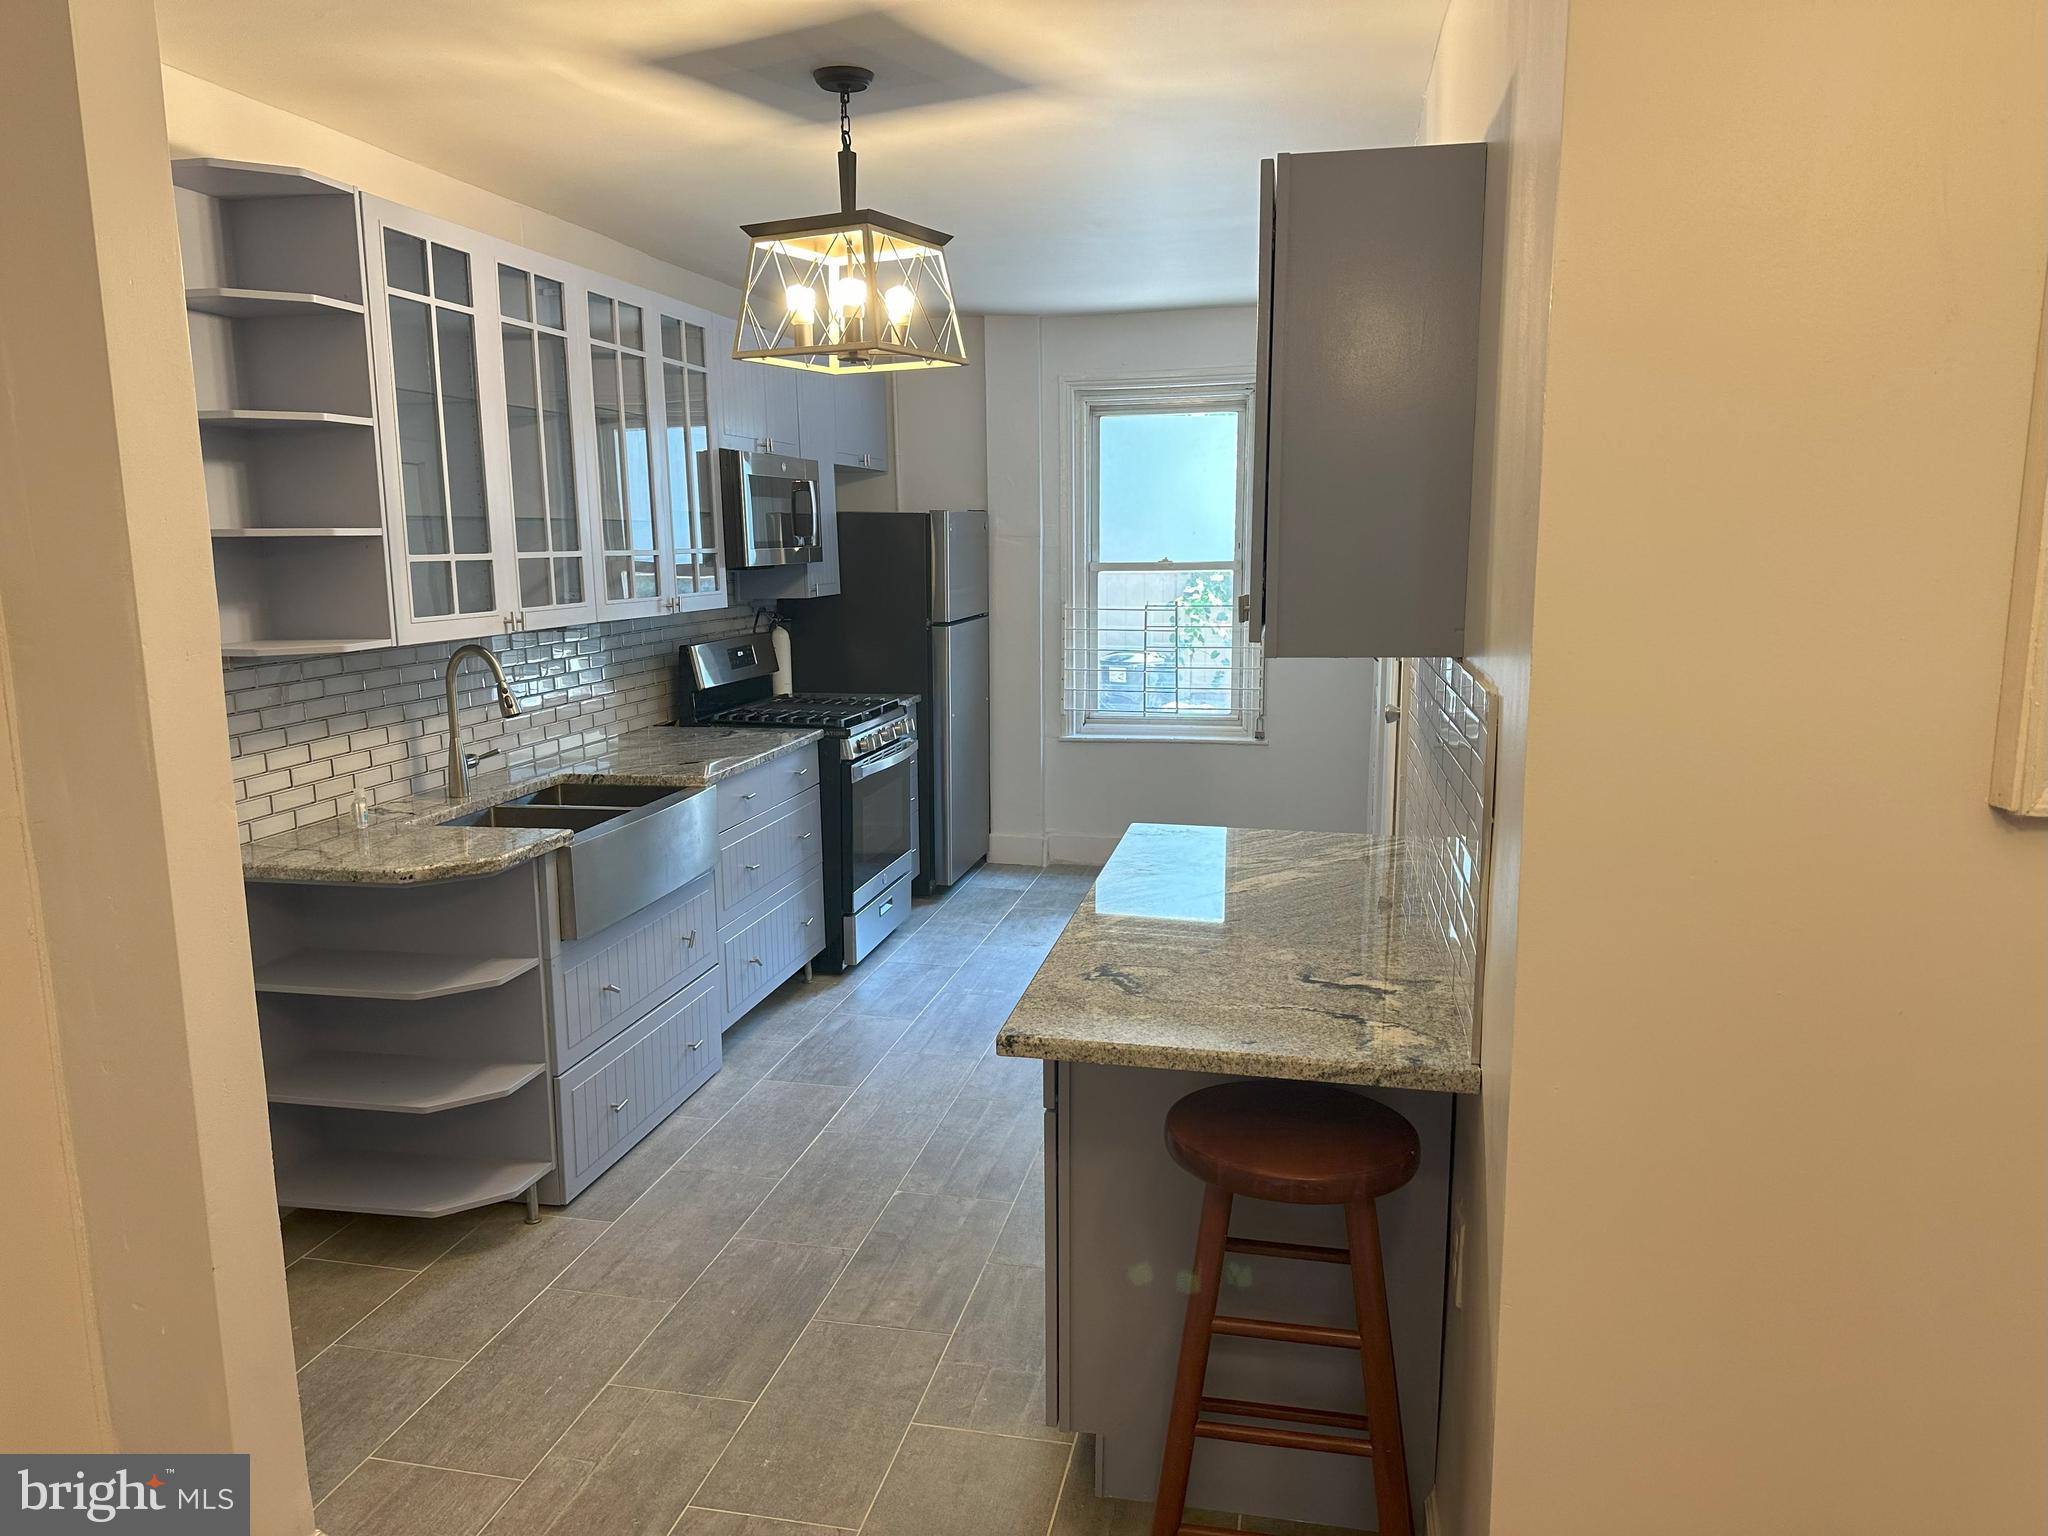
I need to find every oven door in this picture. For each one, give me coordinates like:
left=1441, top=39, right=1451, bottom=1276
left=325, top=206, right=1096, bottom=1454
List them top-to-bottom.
left=846, top=738, right=920, bottom=910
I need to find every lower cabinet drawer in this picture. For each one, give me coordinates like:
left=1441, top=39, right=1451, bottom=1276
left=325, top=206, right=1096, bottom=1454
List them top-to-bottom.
left=716, top=750, right=823, bottom=831
left=717, top=789, right=822, bottom=913
left=555, top=874, right=716, bottom=1068
left=722, top=875, right=827, bottom=1019
left=555, top=967, right=722, bottom=1196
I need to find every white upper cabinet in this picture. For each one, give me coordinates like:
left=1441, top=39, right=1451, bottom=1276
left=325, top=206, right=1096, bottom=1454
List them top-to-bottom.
left=362, top=195, right=732, bottom=639
left=365, top=201, right=510, bottom=642
left=494, top=255, right=597, bottom=628
left=584, top=283, right=669, bottom=620
left=655, top=307, right=726, bottom=612
left=714, top=322, right=799, bottom=457
left=833, top=374, right=889, bottom=472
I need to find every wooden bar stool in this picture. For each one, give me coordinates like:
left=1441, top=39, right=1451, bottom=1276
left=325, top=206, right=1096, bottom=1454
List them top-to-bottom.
left=1151, top=1080, right=1422, bottom=1536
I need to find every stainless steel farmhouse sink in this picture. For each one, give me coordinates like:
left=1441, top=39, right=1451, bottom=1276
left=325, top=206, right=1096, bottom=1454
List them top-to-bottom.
left=444, top=782, right=715, bottom=939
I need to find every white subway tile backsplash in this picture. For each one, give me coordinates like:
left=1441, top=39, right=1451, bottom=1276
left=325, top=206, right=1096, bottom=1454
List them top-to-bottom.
left=221, top=609, right=759, bottom=843
left=1397, top=657, right=1501, bottom=1060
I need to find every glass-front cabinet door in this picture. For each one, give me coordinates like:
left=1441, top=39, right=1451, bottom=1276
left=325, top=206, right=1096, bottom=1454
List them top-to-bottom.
left=364, top=198, right=736, bottom=639
left=368, top=204, right=506, bottom=641
left=497, top=260, right=595, bottom=626
left=585, top=286, right=669, bottom=620
left=659, top=309, right=725, bottom=610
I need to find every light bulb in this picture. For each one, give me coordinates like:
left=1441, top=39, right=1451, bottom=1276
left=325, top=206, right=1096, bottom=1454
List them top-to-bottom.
left=831, top=276, right=868, bottom=314
left=784, top=284, right=818, bottom=319
left=884, top=284, right=915, bottom=325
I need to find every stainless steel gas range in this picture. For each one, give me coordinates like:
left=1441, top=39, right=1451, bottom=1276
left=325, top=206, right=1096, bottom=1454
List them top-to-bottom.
left=679, top=637, right=917, bottom=970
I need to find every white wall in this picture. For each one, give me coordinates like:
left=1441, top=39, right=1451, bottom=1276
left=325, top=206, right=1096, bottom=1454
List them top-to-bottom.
left=888, top=308, right=1382, bottom=865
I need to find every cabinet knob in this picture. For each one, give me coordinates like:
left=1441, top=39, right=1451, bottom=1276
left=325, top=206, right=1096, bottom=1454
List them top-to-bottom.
left=608, top=1098, right=631, bottom=1113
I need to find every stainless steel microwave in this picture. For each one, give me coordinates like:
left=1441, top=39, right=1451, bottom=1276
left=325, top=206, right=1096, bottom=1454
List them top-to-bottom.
left=719, top=449, right=821, bottom=568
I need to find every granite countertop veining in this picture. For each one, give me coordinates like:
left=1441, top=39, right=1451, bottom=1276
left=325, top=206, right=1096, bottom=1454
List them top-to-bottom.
left=241, top=725, right=821, bottom=885
left=995, top=823, right=1481, bottom=1094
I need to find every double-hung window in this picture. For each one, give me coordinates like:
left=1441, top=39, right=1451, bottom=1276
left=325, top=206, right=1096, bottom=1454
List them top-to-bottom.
left=1065, top=378, right=1261, bottom=741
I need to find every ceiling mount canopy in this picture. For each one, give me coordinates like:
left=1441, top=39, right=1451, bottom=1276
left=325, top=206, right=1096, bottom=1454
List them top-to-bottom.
left=735, top=64, right=968, bottom=375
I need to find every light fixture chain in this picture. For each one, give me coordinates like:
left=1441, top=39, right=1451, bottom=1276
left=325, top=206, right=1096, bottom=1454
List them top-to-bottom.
left=840, top=91, right=853, bottom=152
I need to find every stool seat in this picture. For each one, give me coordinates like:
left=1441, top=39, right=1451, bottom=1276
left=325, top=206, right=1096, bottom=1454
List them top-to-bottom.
left=1165, top=1080, right=1420, bottom=1205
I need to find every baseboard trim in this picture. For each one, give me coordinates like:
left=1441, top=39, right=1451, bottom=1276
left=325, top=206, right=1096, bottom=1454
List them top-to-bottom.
left=988, top=832, right=1049, bottom=868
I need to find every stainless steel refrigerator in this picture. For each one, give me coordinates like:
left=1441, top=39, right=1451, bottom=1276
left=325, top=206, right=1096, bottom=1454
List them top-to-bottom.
left=785, top=510, right=990, bottom=892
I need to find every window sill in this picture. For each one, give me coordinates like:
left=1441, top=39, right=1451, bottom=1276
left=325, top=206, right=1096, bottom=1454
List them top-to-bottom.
left=1059, top=731, right=1265, bottom=747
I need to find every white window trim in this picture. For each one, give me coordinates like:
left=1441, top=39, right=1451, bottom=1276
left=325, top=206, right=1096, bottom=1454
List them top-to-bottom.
left=1059, top=370, right=1263, bottom=743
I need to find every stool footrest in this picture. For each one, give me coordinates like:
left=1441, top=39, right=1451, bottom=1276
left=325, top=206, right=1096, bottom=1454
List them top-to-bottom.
left=1224, top=1236, right=1351, bottom=1264
left=1211, top=1313, right=1363, bottom=1349
left=1198, top=1394, right=1372, bottom=1432
left=1194, top=1418, right=1374, bottom=1457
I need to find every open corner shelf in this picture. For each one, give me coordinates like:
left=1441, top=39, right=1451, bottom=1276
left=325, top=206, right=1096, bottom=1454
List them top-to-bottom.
left=187, top=286, right=366, bottom=320
left=198, top=409, right=374, bottom=431
left=211, top=526, right=384, bottom=540
left=220, top=637, right=392, bottom=658
left=254, top=948, right=540, bottom=1001
left=266, top=1052, right=545, bottom=1114
left=272, top=1150, right=551, bottom=1219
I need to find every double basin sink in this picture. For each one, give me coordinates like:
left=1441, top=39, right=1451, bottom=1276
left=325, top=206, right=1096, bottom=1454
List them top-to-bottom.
left=445, top=781, right=715, bottom=940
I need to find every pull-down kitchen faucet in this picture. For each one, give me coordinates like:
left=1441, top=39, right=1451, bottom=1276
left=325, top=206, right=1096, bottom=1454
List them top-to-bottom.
left=444, top=643, right=521, bottom=799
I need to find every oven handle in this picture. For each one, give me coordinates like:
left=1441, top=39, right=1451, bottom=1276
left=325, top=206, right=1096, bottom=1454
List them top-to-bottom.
left=847, top=738, right=918, bottom=783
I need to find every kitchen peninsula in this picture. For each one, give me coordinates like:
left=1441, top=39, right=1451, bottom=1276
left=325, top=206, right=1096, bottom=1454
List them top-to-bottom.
left=997, top=822, right=1480, bottom=1531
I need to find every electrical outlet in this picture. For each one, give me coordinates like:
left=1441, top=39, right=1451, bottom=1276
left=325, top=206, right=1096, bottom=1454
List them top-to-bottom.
left=1449, top=1205, right=1467, bottom=1310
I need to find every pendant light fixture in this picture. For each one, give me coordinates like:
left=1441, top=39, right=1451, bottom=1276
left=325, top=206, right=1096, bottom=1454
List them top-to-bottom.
left=734, top=65, right=967, bottom=374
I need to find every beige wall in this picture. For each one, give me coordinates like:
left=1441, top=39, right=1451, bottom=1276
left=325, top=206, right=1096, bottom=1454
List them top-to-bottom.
left=1417, top=0, right=1569, bottom=1529
left=1470, top=2, right=2048, bottom=1531
left=0, top=4, right=310, bottom=1530
left=161, top=66, right=740, bottom=315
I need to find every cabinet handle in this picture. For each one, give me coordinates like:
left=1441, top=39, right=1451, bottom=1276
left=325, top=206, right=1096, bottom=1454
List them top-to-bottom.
left=795, top=766, right=811, bottom=777
left=741, top=791, right=756, bottom=800
left=798, top=831, right=813, bottom=841
left=744, top=862, right=761, bottom=871
left=879, top=899, right=894, bottom=915
left=802, top=916, right=815, bottom=928
left=681, top=930, right=696, bottom=947
left=749, top=956, right=763, bottom=966
left=600, top=983, right=622, bottom=994
left=687, top=1040, right=702, bottom=1051
left=608, top=1098, right=630, bottom=1113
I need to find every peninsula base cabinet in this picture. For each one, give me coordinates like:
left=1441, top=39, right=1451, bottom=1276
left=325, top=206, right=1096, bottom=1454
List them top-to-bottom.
left=1046, top=1061, right=1454, bottom=1531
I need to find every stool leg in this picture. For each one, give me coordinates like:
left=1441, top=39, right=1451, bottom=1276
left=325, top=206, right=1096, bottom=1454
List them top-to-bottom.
left=1151, top=1182, right=1233, bottom=1536
left=1344, top=1197, right=1413, bottom=1536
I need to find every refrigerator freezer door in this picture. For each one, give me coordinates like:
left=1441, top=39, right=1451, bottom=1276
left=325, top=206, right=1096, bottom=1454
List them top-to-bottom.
left=931, top=510, right=991, bottom=622
left=930, top=613, right=992, bottom=885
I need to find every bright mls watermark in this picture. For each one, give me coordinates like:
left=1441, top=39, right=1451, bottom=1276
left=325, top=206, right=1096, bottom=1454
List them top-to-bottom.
left=1, top=1457, right=248, bottom=1535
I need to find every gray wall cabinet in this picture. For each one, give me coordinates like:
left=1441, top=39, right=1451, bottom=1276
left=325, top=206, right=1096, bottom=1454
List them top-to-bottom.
left=1251, top=144, right=1488, bottom=658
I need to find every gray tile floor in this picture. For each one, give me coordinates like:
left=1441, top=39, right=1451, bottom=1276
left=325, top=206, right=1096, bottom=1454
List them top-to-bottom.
left=284, top=864, right=1359, bottom=1536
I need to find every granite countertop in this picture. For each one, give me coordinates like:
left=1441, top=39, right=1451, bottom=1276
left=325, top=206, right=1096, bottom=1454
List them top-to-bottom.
left=242, top=725, right=821, bottom=885
left=996, top=823, right=1481, bottom=1094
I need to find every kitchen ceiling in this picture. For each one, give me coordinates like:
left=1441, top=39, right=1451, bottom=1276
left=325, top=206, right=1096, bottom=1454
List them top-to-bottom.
left=152, top=0, right=1452, bottom=314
